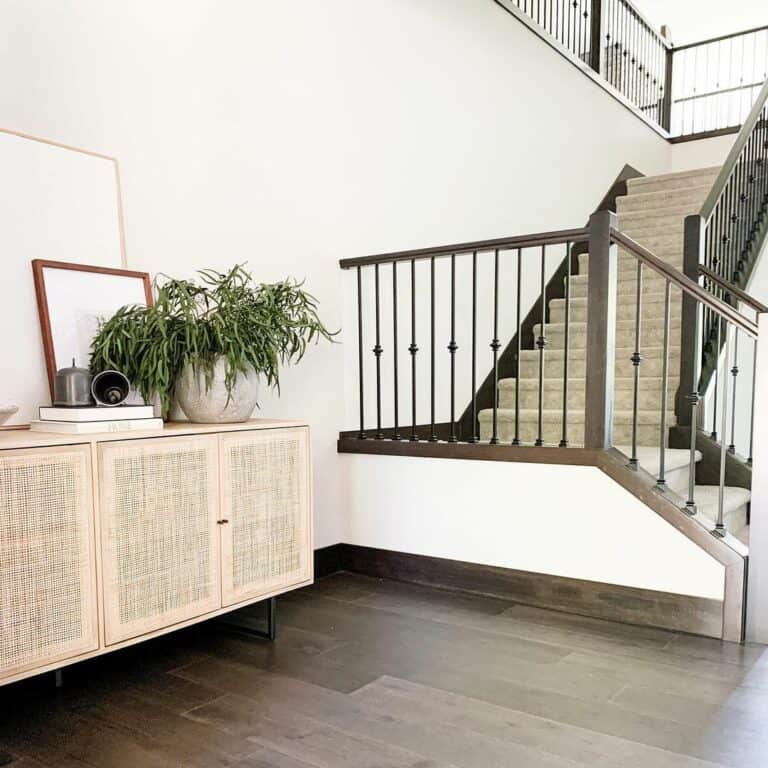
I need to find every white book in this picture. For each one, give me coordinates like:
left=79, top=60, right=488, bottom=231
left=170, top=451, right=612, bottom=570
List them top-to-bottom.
left=39, top=405, right=155, bottom=422
left=30, top=418, right=164, bottom=434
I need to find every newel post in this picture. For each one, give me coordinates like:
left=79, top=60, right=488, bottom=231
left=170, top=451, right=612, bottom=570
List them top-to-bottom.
left=584, top=210, right=618, bottom=450
left=676, top=214, right=704, bottom=427
left=747, top=312, right=768, bottom=642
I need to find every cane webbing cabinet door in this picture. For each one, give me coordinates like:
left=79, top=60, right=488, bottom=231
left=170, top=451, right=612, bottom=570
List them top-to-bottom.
left=220, top=427, right=311, bottom=607
left=99, top=435, right=221, bottom=645
left=0, top=445, right=98, bottom=681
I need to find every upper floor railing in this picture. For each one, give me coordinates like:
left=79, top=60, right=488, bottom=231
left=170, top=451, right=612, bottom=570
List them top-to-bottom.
left=497, top=0, right=767, bottom=137
left=671, top=26, right=768, bottom=138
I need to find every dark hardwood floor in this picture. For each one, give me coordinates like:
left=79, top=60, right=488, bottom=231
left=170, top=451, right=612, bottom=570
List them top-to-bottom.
left=2, top=572, right=768, bottom=767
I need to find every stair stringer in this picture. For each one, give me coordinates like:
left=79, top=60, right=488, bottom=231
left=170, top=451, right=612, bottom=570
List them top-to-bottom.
left=596, top=447, right=747, bottom=642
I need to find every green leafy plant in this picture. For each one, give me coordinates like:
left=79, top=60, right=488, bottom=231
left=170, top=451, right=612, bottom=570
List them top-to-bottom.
left=90, top=265, right=336, bottom=416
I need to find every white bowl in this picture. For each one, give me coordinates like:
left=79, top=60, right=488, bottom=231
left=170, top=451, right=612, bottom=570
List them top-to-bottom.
left=0, top=405, right=19, bottom=425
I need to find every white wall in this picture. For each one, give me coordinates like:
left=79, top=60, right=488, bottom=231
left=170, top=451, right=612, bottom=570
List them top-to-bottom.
left=0, top=0, right=737, bottom=589
left=0, top=0, right=679, bottom=550
left=634, top=0, right=767, bottom=46
left=668, top=133, right=736, bottom=173
left=343, top=454, right=724, bottom=599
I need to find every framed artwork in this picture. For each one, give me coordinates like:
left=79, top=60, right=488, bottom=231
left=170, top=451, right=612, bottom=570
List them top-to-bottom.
left=32, top=260, right=152, bottom=396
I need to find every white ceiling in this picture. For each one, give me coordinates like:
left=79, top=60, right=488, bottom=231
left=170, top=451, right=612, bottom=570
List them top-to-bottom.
left=634, top=0, right=766, bottom=45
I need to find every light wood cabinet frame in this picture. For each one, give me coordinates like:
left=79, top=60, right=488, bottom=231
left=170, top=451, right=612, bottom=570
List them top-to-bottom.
left=0, top=420, right=313, bottom=686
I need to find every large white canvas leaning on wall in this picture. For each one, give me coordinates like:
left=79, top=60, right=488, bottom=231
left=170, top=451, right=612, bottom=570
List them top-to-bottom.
left=0, top=129, right=126, bottom=425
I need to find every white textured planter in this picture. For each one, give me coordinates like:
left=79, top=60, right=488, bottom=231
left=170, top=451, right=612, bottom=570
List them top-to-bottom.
left=176, top=358, right=259, bottom=423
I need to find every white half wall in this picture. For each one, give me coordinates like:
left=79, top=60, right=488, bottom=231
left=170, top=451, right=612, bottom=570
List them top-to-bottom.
left=342, top=454, right=725, bottom=599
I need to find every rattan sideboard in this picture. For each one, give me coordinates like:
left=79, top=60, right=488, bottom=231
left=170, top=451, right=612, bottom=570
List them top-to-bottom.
left=0, top=419, right=313, bottom=686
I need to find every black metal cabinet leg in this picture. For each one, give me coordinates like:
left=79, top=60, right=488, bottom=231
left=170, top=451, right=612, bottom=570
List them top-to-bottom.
left=218, top=596, right=277, bottom=641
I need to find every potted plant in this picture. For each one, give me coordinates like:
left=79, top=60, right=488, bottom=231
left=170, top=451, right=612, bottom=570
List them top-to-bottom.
left=90, top=265, right=335, bottom=422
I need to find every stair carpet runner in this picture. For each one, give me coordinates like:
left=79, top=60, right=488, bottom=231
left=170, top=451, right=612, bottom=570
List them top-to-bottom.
left=479, top=167, right=750, bottom=543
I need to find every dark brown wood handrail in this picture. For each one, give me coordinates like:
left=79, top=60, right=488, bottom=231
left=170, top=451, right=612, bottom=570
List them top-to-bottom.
left=673, top=24, right=768, bottom=52
left=338, top=228, right=589, bottom=269
left=611, top=229, right=759, bottom=337
left=699, top=265, right=768, bottom=315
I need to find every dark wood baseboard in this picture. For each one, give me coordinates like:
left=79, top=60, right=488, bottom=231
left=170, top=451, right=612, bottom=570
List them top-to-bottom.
left=316, top=543, right=723, bottom=638
left=314, top=544, right=346, bottom=579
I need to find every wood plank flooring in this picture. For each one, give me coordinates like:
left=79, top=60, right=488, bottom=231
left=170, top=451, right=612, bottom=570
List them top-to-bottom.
left=2, top=572, right=768, bottom=767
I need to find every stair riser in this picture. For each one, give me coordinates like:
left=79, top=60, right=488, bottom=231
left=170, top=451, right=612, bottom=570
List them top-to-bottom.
left=627, top=172, right=718, bottom=194
left=617, top=187, right=712, bottom=213
left=618, top=209, right=703, bottom=229
left=619, top=224, right=684, bottom=241
left=617, top=234, right=685, bottom=254
left=577, top=253, right=684, bottom=274
left=570, top=270, right=676, bottom=288
left=569, top=278, right=675, bottom=299
left=549, top=297, right=681, bottom=324
left=532, top=325, right=682, bottom=350
left=519, top=356, right=679, bottom=378
left=499, top=385, right=678, bottom=411
left=478, top=421, right=668, bottom=446
left=664, top=465, right=693, bottom=496
left=696, top=504, right=749, bottom=532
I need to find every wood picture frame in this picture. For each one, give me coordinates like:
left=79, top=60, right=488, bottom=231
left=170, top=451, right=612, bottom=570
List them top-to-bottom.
left=32, top=260, right=153, bottom=397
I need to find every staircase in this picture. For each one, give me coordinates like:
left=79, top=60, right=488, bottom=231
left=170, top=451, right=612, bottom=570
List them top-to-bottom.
left=479, top=166, right=751, bottom=543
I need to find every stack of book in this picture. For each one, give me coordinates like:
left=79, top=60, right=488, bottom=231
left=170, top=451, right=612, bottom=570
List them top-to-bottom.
left=30, top=405, right=163, bottom=434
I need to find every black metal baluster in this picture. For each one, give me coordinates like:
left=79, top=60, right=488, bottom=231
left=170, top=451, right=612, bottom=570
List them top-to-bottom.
left=622, top=2, right=629, bottom=97
left=632, top=11, right=640, bottom=107
left=559, top=242, right=571, bottom=447
left=536, top=245, right=547, bottom=446
left=513, top=248, right=522, bottom=445
left=491, top=249, right=501, bottom=445
left=469, top=250, right=479, bottom=443
left=448, top=254, right=458, bottom=442
left=429, top=256, right=437, bottom=442
left=409, top=258, right=418, bottom=441
left=629, top=261, right=643, bottom=468
left=392, top=262, right=401, bottom=440
left=373, top=264, right=384, bottom=439
left=357, top=266, right=367, bottom=439
left=657, top=281, right=671, bottom=486
left=711, top=317, right=720, bottom=440
left=714, top=323, right=732, bottom=537
left=729, top=329, right=739, bottom=453
left=749, top=336, right=757, bottom=464
left=685, top=389, right=699, bottom=515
